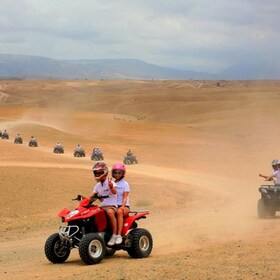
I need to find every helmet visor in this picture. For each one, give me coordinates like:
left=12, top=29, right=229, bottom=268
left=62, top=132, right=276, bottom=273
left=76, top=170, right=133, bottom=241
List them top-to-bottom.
left=93, top=170, right=104, bottom=176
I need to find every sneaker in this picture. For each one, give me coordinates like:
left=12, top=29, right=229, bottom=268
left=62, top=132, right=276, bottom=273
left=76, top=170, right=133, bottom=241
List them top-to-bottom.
left=107, top=234, right=116, bottom=246
left=115, top=235, right=123, bottom=245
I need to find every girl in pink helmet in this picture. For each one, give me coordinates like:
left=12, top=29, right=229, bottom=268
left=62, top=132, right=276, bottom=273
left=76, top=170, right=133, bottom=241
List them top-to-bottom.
left=111, top=162, right=130, bottom=245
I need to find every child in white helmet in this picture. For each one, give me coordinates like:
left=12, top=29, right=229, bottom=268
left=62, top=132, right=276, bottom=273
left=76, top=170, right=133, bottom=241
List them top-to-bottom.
left=55, top=141, right=62, bottom=148
left=259, top=159, right=280, bottom=185
left=91, top=162, right=118, bottom=246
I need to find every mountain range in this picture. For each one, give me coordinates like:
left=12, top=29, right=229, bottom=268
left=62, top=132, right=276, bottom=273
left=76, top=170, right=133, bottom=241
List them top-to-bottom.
left=0, top=54, right=279, bottom=80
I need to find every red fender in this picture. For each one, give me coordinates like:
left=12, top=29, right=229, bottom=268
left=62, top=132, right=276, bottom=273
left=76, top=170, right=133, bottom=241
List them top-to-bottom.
left=57, top=198, right=108, bottom=232
left=58, top=208, right=70, bottom=218
left=122, top=212, right=149, bottom=236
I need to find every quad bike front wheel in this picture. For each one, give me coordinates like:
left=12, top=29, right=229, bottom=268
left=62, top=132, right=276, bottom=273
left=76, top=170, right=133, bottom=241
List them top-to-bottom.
left=127, top=228, right=153, bottom=258
left=45, top=233, right=71, bottom=263
left=79, top=233, right=105, bottom=265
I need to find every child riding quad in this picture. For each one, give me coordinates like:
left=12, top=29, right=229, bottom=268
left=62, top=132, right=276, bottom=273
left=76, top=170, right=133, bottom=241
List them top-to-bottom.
left=1, top=130, right=9, bottom=139
left=14, top=134, right=23, bottom=144
left=28, top=136, right=38, bottom=147
left=53, top=141, right=64, bottom=154
left=73, top=144, right=85, bottom=157
left=91, top=147, right=104, bottom=161
left=123, top=150, right=138, bottom=165
left=258, top=160, right=280, bottom=218
left=44, top=195, right=153, bottom=265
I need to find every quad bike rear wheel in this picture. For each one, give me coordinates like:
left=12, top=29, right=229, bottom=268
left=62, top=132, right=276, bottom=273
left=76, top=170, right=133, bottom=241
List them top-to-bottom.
left=14, top=139, right=23, bottom=144
left=29, top=142, right=38, bottom=147
left=54, top=147, right=64, bottom=154
left=74, top=151, right=85, bottom=157
left=91, top=154, right=104, bottom=161
left=124, top=159, right=131, bottom=165
left=257, top=198, right=276, bottom=218
left=127, top=228, right=153, bottom=258
left=45, top=233, right=71, bottom=263
left=79, top=233, right=105, bottom=265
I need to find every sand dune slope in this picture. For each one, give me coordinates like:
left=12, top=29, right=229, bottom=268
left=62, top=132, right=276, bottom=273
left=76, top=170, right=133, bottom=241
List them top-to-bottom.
left=1, top=80, right=280, bottom=279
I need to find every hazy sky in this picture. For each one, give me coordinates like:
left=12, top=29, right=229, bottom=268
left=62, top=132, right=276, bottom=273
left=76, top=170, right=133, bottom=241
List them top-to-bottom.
left=0, top=0, right=279, bottom=72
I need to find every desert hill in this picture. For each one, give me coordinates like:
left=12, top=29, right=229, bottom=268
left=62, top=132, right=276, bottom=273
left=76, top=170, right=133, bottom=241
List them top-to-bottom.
left=0, top=54, right=214, bottom=80
left=1, top=54, right=280, bottom=80
left=1, top=79, right=280, bottom=279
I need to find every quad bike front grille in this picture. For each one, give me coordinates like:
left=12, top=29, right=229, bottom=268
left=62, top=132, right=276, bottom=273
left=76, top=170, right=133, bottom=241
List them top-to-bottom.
left=59, top=225, right=79, bottom=240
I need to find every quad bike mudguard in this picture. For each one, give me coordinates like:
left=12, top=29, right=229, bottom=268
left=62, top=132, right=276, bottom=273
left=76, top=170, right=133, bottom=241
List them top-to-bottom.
left=122, top=211, right=149, bottom=236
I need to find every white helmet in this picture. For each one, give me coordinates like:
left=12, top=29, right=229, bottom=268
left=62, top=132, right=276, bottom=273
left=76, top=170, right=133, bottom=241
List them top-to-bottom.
left=272, top=159, right=279, bottom=170
left=92, top=162, right=108, bottom=182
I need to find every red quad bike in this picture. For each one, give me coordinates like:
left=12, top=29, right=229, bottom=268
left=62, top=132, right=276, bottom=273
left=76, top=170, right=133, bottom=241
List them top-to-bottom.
left=44, top=195, right=153, bottom=265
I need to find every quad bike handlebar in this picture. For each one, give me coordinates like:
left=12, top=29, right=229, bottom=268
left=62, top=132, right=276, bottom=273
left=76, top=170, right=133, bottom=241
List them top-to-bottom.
left=259, top=174, right=276, bottom=184
left=72, top=194, right=109, bottom=207
left=72, top=195, right=84, bottom=201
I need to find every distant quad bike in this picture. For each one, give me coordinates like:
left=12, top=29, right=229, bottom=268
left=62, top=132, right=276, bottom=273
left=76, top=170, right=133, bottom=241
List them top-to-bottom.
left=1, top=131, right=9, bottom=139
left=14, top=136, right=23, bottom=144
left=29, top=139, right=38, bottom=147
left=54, top=146, right=64, bottom=154
left=74, top=148, right=85, bottom=157
left=91, top=151, right=104, bottom=161
left=123, top=154, right=138, bottom=165
left=257, top=182, right=280, bottom=218
left=44, top=195, right=153, bottom=265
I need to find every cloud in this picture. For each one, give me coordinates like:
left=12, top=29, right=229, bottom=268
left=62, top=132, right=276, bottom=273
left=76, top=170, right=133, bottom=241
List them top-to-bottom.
left=0, top=0, right=279, bottom=72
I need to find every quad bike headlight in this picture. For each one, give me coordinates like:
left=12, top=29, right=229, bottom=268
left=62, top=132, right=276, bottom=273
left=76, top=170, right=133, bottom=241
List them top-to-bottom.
left=66, top=210, right=79, bottom=219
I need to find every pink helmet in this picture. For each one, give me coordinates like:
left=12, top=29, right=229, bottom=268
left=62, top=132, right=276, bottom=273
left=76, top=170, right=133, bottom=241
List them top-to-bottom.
left=112, top=162, right=126, bottom=177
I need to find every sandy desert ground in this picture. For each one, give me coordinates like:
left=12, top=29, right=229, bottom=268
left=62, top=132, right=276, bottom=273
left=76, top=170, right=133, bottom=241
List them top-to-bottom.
left=1, top=79, right=280, bottom=279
